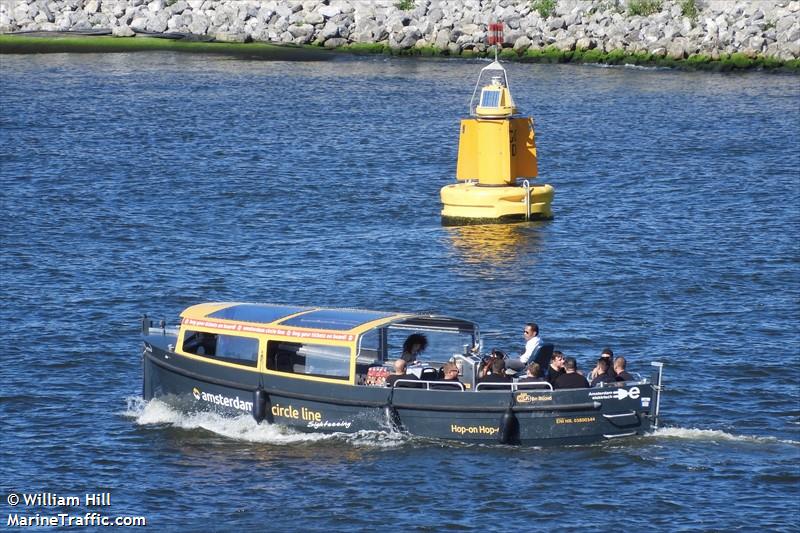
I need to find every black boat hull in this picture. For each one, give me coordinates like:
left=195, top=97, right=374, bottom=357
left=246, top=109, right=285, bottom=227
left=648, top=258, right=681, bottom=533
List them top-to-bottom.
left=143, top=340, right=655, bottom=446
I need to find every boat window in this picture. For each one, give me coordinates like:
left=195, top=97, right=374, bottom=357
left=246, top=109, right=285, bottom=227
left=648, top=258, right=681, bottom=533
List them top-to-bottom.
left=208, top=303, right=310, bottom=323
left=278, top=309, right=396, bottom=331
left=386, top=326, right=475, bottom=365
left=356, top=329, right=384, bottom=364
left=182, top=330, right=259, bottom=367
left=267, top=341, right=350, bottom=380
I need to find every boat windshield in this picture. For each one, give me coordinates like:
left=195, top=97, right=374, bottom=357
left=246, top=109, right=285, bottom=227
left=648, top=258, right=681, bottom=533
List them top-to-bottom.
left=357, top=317, right=477, bottom=366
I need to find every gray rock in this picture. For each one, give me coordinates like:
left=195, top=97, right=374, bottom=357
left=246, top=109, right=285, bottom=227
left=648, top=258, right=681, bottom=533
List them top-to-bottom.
left=106, top=1, right=127, bottom=18
left=168, top=1, right=188, bottom=15
left=39, top=3, right=54, bottom=22
left=275, top=4, right=292, bottom=19
left=319, top=5, right=340, bottom=18
left=71, top=12, right=92, bottom=30
left=147, top=12, right=169, bottom=33
left=305, top=12, right=324, bottom=25
left=564, top=12, right=580, bottom=27
left=168, top=13, right=191, bottom=31
left=189, top=13, right=209, bottom=34
left=506, top=15, right=521, bottom=30
left=776, top=16, right=794, bottom=34
left=548, top=17, right=565, bottom=30
left=679, top=17, right=693, bottom=36
left=357, top=18, right=387, bottom=42
left=418, top=19, right=434, bottom=35
left=317, top=20, right=339, bottom=40
left=459, top=22, right=479, bottom=35
left=288, top=23, right=314, bottom=38
left=663, top=23, right=677, bottom=40
left=783, top=23, right=800, bottom=43
left=113, top=25, right=136, bottom=36
left=398, top=25, right=422, bottom=48
left=435, top=28, right=451, bottom=48
left=215, top=31, right=248, bottom=42
left=513, top=35, right=531, bottom=52
left=555, top=35, right=576, bottom=50
left=575, top=36, right=595, bottom=50
left=748, top=36, right=766, bottom=51
left=323, top=37, right=347, bottom=48
left=667, top=37, right=687, bottom=59
left=765, top=41, right=780, bottom=57
left=650, top=45, right=667, bottom=57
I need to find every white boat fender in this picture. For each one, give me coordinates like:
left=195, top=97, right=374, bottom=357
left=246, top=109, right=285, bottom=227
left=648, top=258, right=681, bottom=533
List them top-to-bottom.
left=498, top=405, right=520, bottom=445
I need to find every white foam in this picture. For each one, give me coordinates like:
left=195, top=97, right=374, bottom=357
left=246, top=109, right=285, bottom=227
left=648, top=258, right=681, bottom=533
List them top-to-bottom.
left=122, top=397, right=407, bottom=447
left=651, top=426, right=799, bottom=446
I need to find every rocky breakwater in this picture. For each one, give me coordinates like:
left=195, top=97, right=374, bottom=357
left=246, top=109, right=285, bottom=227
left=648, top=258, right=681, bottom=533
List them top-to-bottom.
left=1, top=0, right=799, bottom=63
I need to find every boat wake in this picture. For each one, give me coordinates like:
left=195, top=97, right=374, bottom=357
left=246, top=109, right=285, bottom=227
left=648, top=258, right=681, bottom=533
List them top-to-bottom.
left=122, top=397, right=408, bottom=448
left=122, top=398, right=797, bottom=449
left=650, top=426, right=798, bottom=446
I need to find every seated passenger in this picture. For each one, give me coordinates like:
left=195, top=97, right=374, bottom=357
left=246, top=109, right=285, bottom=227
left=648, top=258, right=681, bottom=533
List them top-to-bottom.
left=507, top=322, right=542, bottom=371
left=400, top=333, right=428, bottom=364
left=590, top=347, right=614, bottom=381
left=478, top=349, right=505, bottom=379
left=546, top=351, right=566, bottom=385
left=614, top=356, right=634, bottom=382
left=554, top=357, right=590, bottom=389
left=479, top=358, right=512, bottom=384
left=590, top=358, right=616, bottom=387
left=386, top=359, right=418, bottom=387
left=430, top=362, right=463, bottom=390
left=442, top=362, right=461, bottom=383
left=519, top=362, right=547, bottom=383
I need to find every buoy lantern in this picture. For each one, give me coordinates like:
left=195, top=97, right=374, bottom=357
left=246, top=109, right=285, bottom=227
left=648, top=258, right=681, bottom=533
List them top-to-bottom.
left=440, top=25, right=554, bottom=225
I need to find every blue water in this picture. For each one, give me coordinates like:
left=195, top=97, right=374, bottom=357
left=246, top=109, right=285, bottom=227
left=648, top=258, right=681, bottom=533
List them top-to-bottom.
left=1, top=52, right=799, bottom=531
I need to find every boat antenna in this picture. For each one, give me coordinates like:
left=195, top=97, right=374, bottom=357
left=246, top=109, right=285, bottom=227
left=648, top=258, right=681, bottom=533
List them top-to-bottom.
left=488, top=22, right=503, bottom=62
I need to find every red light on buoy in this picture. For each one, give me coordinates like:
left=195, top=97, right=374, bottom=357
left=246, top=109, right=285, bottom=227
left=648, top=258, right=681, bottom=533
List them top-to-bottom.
left=488, top=22, right=504, bottom=45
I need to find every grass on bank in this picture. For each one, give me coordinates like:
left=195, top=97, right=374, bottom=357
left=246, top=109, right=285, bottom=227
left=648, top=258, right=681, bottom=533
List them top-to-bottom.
left=0, top=34, right=331, bottom=60
left=1, top=34, right=797, bottom=72
left=342, top=41, right=798, bottom=71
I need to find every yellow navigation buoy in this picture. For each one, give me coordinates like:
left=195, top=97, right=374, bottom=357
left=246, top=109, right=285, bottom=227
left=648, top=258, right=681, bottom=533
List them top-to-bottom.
left=440, top=34, right=554, bottom=225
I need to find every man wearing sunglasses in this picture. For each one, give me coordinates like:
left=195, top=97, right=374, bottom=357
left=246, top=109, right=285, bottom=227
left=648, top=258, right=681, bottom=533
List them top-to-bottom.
left=507, top=322, right=542, bottom=371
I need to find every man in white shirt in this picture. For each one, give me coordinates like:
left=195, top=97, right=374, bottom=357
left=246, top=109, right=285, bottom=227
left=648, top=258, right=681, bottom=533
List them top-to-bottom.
left=507, top=323, right=542, bottom=371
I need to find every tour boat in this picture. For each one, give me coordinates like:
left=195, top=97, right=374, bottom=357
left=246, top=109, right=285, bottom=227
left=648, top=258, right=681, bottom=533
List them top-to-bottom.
left=141, top=302, right=664, bottom=446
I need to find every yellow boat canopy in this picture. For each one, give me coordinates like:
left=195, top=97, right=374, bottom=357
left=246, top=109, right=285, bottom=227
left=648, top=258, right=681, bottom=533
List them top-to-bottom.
left=179, top=302, right=477, bottom=340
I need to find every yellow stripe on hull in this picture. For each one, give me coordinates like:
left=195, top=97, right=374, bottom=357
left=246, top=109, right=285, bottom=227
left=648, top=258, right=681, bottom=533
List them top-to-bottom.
left=440, top=182, right=555, bottom=224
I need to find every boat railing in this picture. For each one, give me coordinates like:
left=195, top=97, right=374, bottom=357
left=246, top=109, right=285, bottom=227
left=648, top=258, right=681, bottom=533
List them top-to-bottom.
left=141, top=314, right=179, bottom=336
left=650, top=362, right=664, bottom=429
left=592, top=373, right=647, bottom=387
left=392, top=379, right=465, bottom=391
left=475, top=381, right=553, bottom=392
left=515, top=381, right=554, bottom=391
